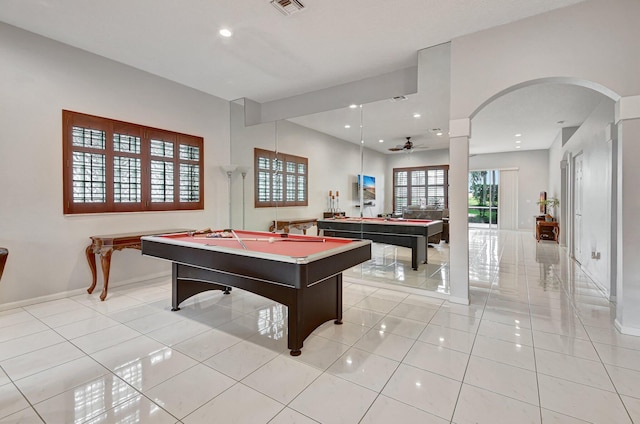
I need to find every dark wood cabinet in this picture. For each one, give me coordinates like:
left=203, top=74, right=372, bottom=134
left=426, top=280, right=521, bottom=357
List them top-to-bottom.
left=535, top=216, right=559, bottom=243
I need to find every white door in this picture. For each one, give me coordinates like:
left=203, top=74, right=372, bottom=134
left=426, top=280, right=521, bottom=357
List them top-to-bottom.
left=574, top=153, right=583, bottom=264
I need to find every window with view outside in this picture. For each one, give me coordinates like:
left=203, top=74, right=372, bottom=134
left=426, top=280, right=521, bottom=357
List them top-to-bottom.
left=63, top=110, right=204, bottom=214
left=393, top=165, right=449, bottom=215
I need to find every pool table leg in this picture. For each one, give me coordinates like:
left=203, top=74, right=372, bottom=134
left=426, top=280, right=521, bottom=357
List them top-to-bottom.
left=288, top=274, right=343, bottom=356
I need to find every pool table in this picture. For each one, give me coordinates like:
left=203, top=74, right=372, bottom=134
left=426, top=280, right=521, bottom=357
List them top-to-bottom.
left=317, top=217, right=443, bottom=270
left=141, top=230, right=371, bottom=356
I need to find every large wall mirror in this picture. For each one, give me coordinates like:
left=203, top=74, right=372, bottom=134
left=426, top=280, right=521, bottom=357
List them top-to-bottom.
left=229, top=43, right=451, bottom=296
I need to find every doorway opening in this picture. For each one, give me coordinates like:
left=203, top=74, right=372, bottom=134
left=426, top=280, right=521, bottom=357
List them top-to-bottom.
left=468, top=170, right=499, bottom=229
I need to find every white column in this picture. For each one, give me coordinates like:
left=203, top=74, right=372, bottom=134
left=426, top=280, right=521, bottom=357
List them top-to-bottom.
left=615, top=95, right=640, bottom=335
left=448, top=118, right=471, bottom=305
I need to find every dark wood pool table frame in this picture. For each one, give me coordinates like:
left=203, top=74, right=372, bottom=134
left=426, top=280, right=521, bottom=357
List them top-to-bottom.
left=317, top=218, right=443, bottom=270
left=141, top=233, right=371, bottom=356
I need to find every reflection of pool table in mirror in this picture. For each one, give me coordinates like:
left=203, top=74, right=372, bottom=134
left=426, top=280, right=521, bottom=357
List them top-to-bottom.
left=317, top=217, right=443, bottom=270
left=141, top=230, right=371, bottom=356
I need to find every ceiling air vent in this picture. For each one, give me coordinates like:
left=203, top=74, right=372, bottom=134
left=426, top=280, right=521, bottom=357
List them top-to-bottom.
left=271, top=0, right=305, bottom=15
left=390, top=96, right=408, bottom=102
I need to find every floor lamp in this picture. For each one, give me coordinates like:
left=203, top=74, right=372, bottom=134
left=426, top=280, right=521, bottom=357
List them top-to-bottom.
left=221, top=165, right=237, bottom=228
left=236, top=166, right=249, bottom=229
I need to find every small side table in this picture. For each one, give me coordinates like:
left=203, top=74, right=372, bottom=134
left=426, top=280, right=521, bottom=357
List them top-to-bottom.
left=536, top=221, right=559, bottom=243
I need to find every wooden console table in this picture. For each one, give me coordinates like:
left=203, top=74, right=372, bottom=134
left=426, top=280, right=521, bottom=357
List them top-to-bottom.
left=269, top=218, right=318, bottom=234
left=536, top=221, right=559, bottom=243
left=86, top=229, right=188, bottom=301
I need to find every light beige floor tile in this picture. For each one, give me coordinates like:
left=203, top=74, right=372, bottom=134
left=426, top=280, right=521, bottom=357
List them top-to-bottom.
left=341, top=306, right=385, bottom=327
left=430, top=309, right=481, bottom=333
left=477, top=318, right=533, bottom=346
left=312, top=320, right=369, bottom=345
left=70, top=323, right=142, bottom=354
left=418, top=324, right=476, bottom=353
left=353, top=327, right=415, bottom=361
left=173, top=328, right=243, bottom=361
left=0, top=330, right=65, bottom=362
left=532, top=330, right=599, bottom=360
left=472, top=334, right=535, bottom=371
left=290, top=335, right=350, bottom=371
left=204, top=340, right=279, bottom=380
left=1, top=341, right=85, bottom=381
left=404, top=341, right=469, bottom=381
left=593, top=341, right=640, bottom=372
left=327, top=347, right=399, bottom=391
left=535, top=348, right=614, bottom=391
left=243, top=355, right=321, bottom=404
left=464, top=355, right=539, bottom=405
left=14, top=356, right=108, bottom=404
left=145, top=363, right=234, bottom=419
left=605, top=363, right=640, bottom=398
left=382, top=364, right=460, bottom=420
left=33, top=373, right=139, bottom=423
left=289, top=373, right=377, bottom=424
left=538, top=374, right=632, bottom=424
left=0, top=383, right=30, bottom=420
left=183, top=383, right=282, bottom=423
left=453, top=383, right=540, bottom=424
left=360, top=395, right=448, bottom=424
left=621, top=395, right=640, bottom=424
left=0, top=406, right=44, bottom=423
left=269, top=407, right=319, bottom=424
left=540, top=409, right=591, bottom=423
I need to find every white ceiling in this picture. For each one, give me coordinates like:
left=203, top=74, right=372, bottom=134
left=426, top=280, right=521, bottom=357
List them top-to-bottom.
left=0, top=0, right=604, bottom=155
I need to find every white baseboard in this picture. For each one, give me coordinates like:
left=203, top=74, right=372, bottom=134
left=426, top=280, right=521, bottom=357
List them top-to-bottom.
left=0, top=271, right=171, bottom=312
left=614, top=319, right=640, bottom=336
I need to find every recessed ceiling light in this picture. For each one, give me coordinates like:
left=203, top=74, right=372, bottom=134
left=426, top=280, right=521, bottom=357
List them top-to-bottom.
left=219, top=28, right=232, bottom=37
left=349, top=104, right=358, bottom=109
left=413, top=113, right=421, bottom=118
left=344, top=125, right=351, bottom=129
left=436, top=132, right=443, bottom=136
left=515, top=133, right=522, bottom=137
left=379, top=139, right=384, bottom=143
left=360, top=140, right=364, bottom=144
left=515, top=140, right=521, bottom=144
left=516, top=146, right=521, bottom=149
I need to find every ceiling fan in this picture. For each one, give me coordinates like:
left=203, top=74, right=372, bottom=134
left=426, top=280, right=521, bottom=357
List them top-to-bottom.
left=388, top=137, right=427, bottom=152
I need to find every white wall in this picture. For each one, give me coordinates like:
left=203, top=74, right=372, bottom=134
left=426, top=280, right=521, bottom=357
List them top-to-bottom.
left=450, top=0, right=640, bottom=119
left=0, top=23, right=230, bottom=307
left=562, top=99, right=616, bottom=294
left=230, top=113, right=387, bottom=234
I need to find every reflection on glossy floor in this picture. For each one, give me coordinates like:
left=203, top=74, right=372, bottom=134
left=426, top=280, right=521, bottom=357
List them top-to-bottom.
left=1, top=229, right=639, bottom=423
left=347, top=240, right=450, bottom=295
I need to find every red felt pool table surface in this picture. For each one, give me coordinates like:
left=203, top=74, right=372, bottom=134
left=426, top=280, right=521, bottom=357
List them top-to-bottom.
left=329, top=217, right=436, bottom=226
left=156, top=230, right=356, bottom=260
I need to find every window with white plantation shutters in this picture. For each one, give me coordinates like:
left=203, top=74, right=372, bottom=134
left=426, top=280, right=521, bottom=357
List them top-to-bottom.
left=63, top=110, right=204, bottom=214
left=254, top=148, right=308, bottom=207
left=393, top=165, right=449, bottom=214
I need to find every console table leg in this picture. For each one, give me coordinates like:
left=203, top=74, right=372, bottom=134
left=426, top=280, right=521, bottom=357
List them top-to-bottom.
left=86, top=244, right=97, bottom=294
left=99, top=249, right=113, bottom=301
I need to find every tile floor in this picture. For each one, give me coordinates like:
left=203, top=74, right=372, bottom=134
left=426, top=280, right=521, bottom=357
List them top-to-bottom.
left=1, top=229, right=639, bottom=423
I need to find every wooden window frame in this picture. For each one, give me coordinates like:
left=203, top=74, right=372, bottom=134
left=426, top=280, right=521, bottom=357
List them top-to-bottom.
left=63, top=110, right=204, bottom=214
left=254, top=148, right=308, bottom=208
left=393, top=165, right=449, bottom=214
